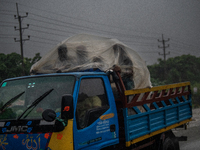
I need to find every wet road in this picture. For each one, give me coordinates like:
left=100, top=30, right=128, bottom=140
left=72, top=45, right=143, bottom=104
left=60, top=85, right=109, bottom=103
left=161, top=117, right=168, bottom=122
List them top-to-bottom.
left=173, top=108, right=200, bottom=150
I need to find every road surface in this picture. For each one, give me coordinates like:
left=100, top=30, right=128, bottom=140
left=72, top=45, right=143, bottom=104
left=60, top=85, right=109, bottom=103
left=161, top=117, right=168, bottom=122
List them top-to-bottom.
left=173, top=108, right=200, bottom=150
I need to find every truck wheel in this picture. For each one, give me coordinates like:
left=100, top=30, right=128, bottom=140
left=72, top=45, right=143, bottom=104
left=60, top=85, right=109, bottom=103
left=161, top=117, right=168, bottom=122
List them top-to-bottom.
left=163, top=137, right=176, bottom=150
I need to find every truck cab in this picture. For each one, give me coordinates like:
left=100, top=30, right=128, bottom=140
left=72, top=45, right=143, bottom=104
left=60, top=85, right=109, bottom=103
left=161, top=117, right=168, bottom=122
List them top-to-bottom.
left=0, top=72, right=119, bottom=150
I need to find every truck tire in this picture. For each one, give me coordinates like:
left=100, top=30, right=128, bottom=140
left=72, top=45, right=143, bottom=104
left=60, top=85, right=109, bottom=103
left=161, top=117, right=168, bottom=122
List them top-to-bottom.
left=163, top=137, right=176, bottom=150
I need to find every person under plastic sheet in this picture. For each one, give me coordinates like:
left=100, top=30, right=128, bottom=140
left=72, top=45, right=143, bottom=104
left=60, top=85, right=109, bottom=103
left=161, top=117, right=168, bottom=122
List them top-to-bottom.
left=113, top=44, right=135, bottom=90
left=113, top=65, right=134, bottom=90
left=76, top=93, right=102, bottom=129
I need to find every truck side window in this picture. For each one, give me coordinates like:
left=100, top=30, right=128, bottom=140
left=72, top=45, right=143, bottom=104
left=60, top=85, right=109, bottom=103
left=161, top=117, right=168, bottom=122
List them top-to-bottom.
left=76, top=78, right=109, bottom=129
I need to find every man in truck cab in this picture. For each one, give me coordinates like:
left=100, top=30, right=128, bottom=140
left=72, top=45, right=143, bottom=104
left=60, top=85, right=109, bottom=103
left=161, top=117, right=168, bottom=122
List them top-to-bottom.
left=76, top=93, right=102, bottom=129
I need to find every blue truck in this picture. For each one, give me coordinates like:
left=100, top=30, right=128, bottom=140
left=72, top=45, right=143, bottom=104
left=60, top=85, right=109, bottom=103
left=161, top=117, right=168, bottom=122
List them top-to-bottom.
left=0, top=70, right=192, bottom=150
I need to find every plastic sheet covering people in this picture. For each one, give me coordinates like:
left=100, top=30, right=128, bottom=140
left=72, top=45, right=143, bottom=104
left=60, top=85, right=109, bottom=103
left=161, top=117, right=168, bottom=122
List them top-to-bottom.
left=30, top=34, right=152, bottom=89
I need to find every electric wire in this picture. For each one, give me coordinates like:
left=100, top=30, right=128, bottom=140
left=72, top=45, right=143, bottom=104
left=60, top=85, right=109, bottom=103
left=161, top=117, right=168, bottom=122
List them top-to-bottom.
left=17, top=2, right=160, bottom=38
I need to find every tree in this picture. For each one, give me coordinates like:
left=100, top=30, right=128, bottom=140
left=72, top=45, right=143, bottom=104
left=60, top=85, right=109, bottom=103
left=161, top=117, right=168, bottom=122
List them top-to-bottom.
left=0, top=53, right=41, bottom=83
left=148, top=54, right=200, bottom=85
left=148, top=54, right=200, bottom=108
left=191, top=83, right=200, bottom=108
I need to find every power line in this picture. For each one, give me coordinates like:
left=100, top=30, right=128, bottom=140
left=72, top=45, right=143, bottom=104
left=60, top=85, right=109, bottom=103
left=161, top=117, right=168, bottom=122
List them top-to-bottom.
left=0, top=1, right=16, bottom=5
left=18, top=2, right=160, bottom=38
left=0, top=9, right=25, bottom=13
left=15, top=9, right=159, bottom=44
left=0, top=12, right=14, bottom=16
left=27, top=12, right=158, bottom=41
left=27, top=16, right=157, bottom=45
left=0, top=21, right=18, bottom=25
left=30, top=24, right=76, bottom=35
left=0, top=25, right=14, bottom=27
left=29, top=25, right=156, bottom=47
left=28, top=28, right=69, bottom=37
left=0, top=33, right=18, bottom=36
left=30, top=35, right=60, bottom=43
left=0, top=37, right=15, bottom=39
left=172, top=38, right=200, bottom=48
left=30, top=39, right=55, bottom=45
left=124, top=40, right=157, bottom=46
left=171, top=41, right=200, bottom=49
left=0, top=42, right=16, bottom=44
left=24, top=43, right=53, bottom=49
left=172, top=46, right=198, bottom=55
left=137, top=51, right=158, bottom=53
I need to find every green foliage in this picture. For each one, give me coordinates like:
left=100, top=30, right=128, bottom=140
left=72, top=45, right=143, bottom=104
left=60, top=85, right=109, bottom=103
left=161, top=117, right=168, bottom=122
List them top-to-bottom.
left=0, top=53, right=41, bottom=83
left=148, top=54, right=200, bottom=108
left=148, top=55, right=200, bottom=85
left=191, top=83, right=200, bottom=108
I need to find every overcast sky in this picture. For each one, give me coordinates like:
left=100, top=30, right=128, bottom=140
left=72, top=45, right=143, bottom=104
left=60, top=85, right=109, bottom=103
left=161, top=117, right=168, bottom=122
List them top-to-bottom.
left=0, top=0, right=200, bottom=65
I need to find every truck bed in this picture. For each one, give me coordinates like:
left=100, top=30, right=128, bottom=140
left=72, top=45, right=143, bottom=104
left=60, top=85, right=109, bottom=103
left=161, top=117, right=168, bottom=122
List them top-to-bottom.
left=122, top=82, right=192, bottom=147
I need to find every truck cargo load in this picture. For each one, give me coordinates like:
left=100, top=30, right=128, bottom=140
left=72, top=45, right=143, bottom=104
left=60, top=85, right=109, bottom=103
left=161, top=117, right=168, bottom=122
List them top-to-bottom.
left=30, top=34, right=151, bottom=89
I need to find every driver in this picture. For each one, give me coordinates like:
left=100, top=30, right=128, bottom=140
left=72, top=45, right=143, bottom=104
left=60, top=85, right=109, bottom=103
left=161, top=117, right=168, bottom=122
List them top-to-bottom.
left=76, top=93, right=102, bottom=128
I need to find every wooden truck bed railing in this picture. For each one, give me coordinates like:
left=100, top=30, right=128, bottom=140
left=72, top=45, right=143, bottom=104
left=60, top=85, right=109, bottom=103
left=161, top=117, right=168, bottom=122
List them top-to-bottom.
left=113, top=72, right=192, bottom=147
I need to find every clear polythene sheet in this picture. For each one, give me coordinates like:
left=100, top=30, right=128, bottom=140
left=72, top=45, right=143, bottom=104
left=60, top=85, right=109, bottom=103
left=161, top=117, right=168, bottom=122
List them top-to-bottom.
left=30, top=34, right=152, bottom=89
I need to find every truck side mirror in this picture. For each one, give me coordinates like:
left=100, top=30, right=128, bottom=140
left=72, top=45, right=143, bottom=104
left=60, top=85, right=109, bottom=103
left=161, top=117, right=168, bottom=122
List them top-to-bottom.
left=61, top=94, right=74, bottom=119
left=42, top=109, right=56, bottom=122
left=42, top=109, right=65, bottom=132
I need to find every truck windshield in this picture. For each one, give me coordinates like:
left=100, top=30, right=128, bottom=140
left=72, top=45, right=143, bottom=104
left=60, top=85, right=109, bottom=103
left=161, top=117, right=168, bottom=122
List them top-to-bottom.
left=0, top=75, right=75, bottom=121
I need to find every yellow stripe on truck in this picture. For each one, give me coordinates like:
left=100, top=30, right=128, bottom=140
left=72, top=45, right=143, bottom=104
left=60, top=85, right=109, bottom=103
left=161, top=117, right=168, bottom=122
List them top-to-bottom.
left=125, top=82, right=190, bottom=96
left=126, top=118, right=192, bottom=147
left=48, top=119, right=73, bottom=150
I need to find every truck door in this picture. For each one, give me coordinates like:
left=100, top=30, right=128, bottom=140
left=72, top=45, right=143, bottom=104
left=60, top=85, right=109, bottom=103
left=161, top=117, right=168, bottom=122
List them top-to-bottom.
left=73, top=76, right=119, bottom=150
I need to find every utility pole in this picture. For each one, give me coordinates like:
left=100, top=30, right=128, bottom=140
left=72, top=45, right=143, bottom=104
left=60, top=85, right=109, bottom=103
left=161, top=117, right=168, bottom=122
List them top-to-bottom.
left=14, top=3, right=30, bottom=76
left=158, top=34, right=170, bottom=61
left=158, top=34, right=170, bottom=79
